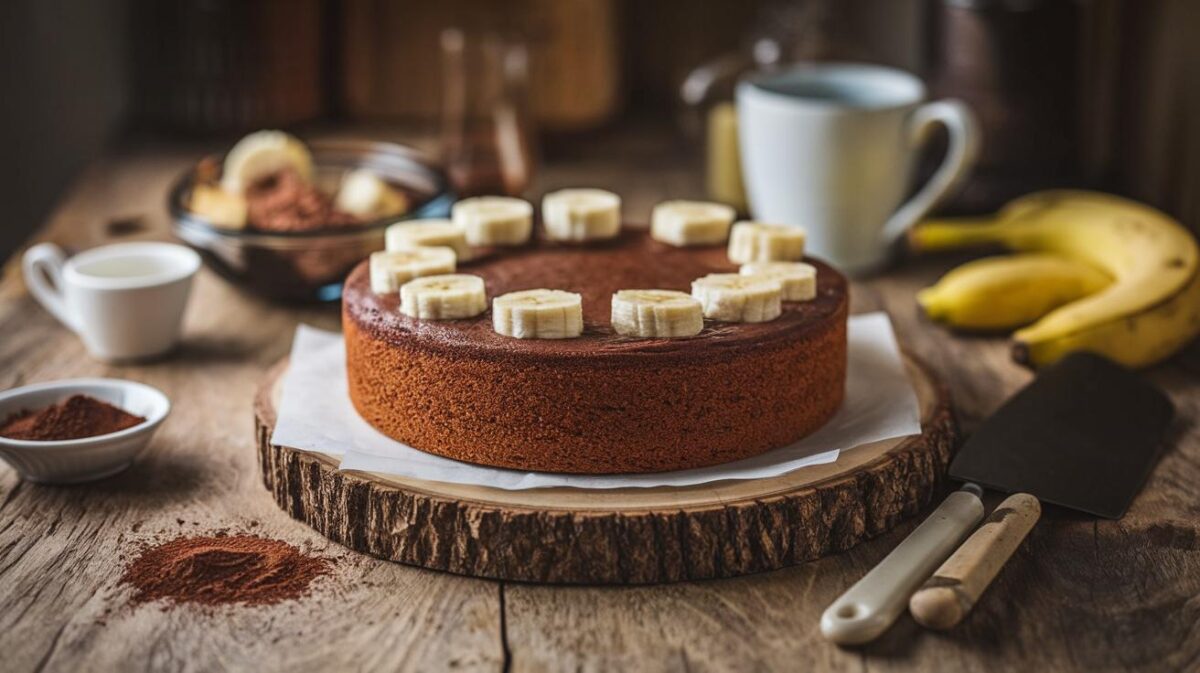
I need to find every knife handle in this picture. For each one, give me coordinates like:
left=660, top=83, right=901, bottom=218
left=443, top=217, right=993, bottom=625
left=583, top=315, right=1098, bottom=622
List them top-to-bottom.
left=820, top=484, right=985, bottom=645
left=909, top=492, right=1041, bottom=630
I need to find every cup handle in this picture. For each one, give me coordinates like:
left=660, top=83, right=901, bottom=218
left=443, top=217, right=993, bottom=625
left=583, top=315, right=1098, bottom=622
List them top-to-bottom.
left=879, top=99, right=981, bottom=247
left=22, top=242, right=80, bottom=332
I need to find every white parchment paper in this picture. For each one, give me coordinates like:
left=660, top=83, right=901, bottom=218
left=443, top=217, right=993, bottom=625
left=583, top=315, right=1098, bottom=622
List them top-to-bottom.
left=271, top=312, right=921, bottom=490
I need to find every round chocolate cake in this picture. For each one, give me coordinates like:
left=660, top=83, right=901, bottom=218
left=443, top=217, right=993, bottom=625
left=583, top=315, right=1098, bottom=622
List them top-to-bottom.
left=343, top=229, right=848, bottom=474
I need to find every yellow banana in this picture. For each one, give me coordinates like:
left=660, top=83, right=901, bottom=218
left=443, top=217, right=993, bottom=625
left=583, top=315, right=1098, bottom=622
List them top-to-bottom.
left=911, top=190, right=1200, bottom=367
left=918, top=254, right=1111, bottom=332
left=1012, top=267, right=1200, bottom=368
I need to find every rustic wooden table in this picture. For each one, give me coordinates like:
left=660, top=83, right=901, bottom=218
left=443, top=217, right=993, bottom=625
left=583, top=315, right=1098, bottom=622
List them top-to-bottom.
left=1, top=128, right=1197, bottom=673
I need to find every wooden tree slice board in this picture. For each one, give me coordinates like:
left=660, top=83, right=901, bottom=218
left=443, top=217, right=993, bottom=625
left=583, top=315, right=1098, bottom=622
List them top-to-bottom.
left=255, top=355, right=955, bottom=584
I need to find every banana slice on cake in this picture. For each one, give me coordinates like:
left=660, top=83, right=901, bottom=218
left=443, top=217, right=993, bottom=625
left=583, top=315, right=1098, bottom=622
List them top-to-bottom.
left=220, top=130, right=314, bottom=194
left=336, top=168, right=407, bottom=220
left=189, top=183, right=248, bottom=230
left=542, top=188, right=621, bottom=242
left=452, top=197, right=533, bottom=246
left=650, top=200, right=736, bottom=246
left=386, top=219, right=472, bottom=260
left=727, top=221, right=806, bottom=264
left=369, top=247, right=456, bottom=294
left=740, top=262, right=817, bottom=301
left=691, top=273, right=783, bottom=323
left=399, top=274, right=487, bottom=320
left=493, top=289, right=584, bottom=339
left=611, top=290, right=704, bottom=338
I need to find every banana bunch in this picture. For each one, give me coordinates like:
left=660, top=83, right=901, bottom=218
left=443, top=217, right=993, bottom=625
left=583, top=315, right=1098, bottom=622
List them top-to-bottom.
left=911, top=190, right=1200, bottom=368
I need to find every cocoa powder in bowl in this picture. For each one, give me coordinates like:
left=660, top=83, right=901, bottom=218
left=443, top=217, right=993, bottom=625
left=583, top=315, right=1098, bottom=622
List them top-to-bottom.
left=0, top=394, right=145, bottom=441
left=122, top=535, right=331, bottom=607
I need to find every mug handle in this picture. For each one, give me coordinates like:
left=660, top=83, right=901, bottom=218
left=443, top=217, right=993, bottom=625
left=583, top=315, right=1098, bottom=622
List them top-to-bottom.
left=879, top=99, right=981, bottom=247
left=22, top=242, right=80, bottom=332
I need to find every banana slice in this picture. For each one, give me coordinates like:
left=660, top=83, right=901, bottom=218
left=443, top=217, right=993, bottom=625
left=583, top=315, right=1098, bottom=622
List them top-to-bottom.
left=221, top=130, right=314, bottom=194
left=336, top=168, right=408, bottom=220
left=189, top=184, right=248, bottom=230
left=542, top=188, right=621, bottom=242
left=452, top=197, right=533, bottom=246
left=650, top=200, right=736, bottom=246
left=386, top=219, right=472, bottom=260
left=727, top=221, right=806, bottom=263
left=369, top=247, right=456, bottom=294
left=740, top=262, right=817, bottom=301
left=691, top=273, right=783, bottom=323
left=399, top=274, right=487, bottom=320
left=493, top=289, right=584, bottom=339
left=611, top=290, right=703, bottom=338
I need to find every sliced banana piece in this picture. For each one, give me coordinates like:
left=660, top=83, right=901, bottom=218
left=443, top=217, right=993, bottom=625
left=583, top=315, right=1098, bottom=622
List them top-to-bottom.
left=221, top=130, right=314, bottom=194
left=336, top=168, right=407, bottom=220
left=189, top=183, right=248, bottom=230
left=542, top=188, right=621, bottom=242
left=452, top=197, right=533, bottom=246
left=650, top=200, right=736, bottom=246
left=386, top=219, right=472, bottom=260
left=727, top=221, right=806, bottom=263
left=369, top=247, right=456, bottom=294
left=740, top=262, right=817, bottom=301
left=691, top=273, right=783, bottom=323
left=400, top=274, right=487, bottom=320
left=493, top=289, right=584, bottom=339
left=611, top=290, right=703, bottom=338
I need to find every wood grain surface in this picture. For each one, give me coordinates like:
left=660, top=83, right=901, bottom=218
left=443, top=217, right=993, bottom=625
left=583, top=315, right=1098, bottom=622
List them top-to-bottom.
left=0, top=127, right=1197, bottom=672
left=255, top=355, right=953, bottom=584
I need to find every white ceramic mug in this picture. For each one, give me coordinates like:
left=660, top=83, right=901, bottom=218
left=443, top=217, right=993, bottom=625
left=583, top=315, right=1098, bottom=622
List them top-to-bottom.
left=737, top=63, right=980, bottom=275
left=23, top=242, right=201, bottom=361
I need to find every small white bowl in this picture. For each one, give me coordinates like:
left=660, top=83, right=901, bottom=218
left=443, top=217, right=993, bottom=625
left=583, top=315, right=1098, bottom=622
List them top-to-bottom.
left=0, top=378, right=170, bottom=484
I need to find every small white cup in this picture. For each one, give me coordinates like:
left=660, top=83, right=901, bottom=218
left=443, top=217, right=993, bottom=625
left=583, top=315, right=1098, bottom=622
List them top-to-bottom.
left=737, top=63, right=981, bottom=276
left=23, top=242, right=200, bottom=361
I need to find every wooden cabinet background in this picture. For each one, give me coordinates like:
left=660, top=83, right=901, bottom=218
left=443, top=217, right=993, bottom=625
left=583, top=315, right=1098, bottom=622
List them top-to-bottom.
left=337, top=0, right=924, bottom=129
left=340, top=0, right=622, bottom=132
left=1108, top=0, right=1200, bottom=232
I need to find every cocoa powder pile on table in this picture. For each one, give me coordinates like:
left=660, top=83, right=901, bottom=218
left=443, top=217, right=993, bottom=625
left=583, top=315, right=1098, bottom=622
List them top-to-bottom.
left=0, top=394, right=144, bottom=441
left=122, top=535, right=331, bottom=607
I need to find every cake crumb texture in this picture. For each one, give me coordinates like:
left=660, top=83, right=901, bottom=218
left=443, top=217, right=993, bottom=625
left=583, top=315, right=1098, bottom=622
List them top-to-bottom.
left=343, top=229, right=848, bottom=474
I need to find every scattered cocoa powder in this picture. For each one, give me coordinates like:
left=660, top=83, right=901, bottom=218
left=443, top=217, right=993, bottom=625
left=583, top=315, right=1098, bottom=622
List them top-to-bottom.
left=0, top=394, right=144, bottom=441
left=121, top=535, right=331, bottom=607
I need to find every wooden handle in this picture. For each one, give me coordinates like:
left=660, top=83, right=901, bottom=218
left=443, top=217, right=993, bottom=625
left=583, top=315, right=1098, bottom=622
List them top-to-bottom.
left=820, top=485, right=985, bottom=645
left=909, top=492, right=1041, bottom=630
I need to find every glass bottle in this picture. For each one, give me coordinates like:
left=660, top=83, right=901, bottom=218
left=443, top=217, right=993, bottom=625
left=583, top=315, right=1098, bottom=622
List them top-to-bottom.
left=440, top=27, right=535, bottom=198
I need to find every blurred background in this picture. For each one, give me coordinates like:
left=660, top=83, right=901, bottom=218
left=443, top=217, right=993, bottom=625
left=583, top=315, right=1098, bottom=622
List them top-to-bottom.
left=1, top=0, right=1197, bottom=262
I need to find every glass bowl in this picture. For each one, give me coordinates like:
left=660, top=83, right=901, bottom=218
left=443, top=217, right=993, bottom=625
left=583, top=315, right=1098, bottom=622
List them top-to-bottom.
left=169, top=138, right=453, bottom=302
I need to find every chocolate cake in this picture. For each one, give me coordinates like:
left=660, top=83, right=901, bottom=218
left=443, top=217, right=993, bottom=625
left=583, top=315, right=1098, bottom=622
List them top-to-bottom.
left=342, top=229, right=848, bottom=474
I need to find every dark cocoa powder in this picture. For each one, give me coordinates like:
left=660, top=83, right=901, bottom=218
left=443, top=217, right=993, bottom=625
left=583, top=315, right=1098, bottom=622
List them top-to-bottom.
left=0, top=394, right=144, bottom=441
left=121, top=535, right=331, bottom=607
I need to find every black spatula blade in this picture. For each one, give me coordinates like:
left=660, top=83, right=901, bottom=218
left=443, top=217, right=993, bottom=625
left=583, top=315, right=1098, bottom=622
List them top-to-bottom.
left=949, top=352, right=1173, bottom=519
